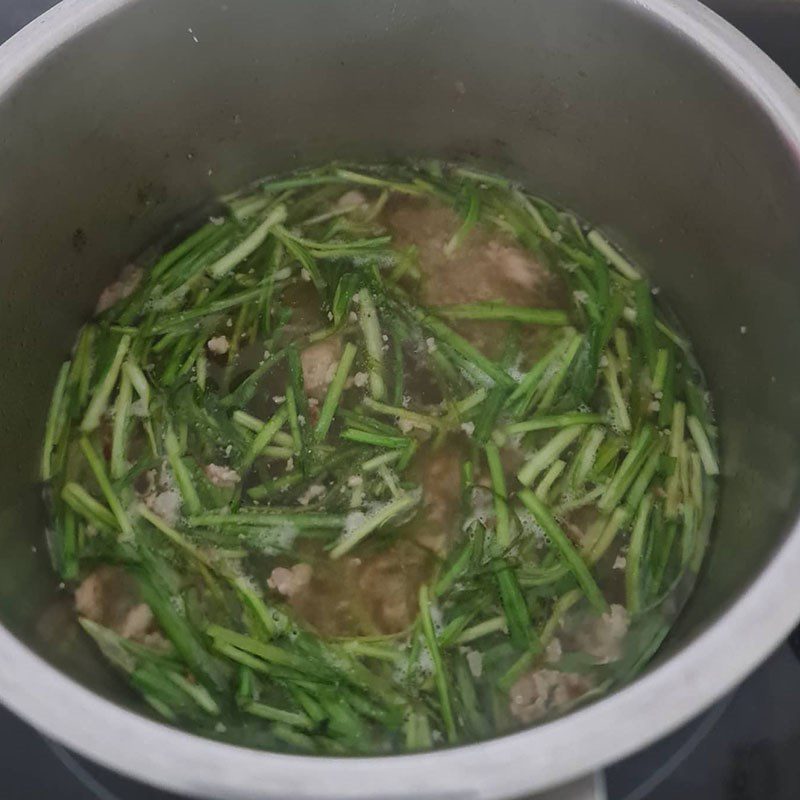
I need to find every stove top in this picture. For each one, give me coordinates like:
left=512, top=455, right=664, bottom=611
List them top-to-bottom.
left=2, top=2, right=800, bottom=799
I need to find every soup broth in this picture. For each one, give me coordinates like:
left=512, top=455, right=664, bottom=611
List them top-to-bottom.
left=41, top=163, right=719, bottom=753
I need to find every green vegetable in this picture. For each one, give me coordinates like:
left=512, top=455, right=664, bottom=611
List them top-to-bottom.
left=438, top=302, right=569, bottom=326
left=81, top=335, right=130, bottom=433
left=315, top=342, right=358, bottom=440
left=518, top=489, right=607, bottom=613
left=419, top=585, right=456, bottom=743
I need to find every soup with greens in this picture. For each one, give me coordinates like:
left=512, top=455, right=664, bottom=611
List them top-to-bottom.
left=41, top=163, right=718, bottom=753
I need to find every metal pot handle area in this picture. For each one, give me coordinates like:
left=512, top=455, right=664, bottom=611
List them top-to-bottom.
left=536, top=773, right=606, bottom=800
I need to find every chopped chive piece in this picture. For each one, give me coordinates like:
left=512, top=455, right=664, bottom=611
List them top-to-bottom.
left=335, top=168, right=422, bottom=195
left=444, top=189, right=480, bottom=255
left=207, top=205, right=287, bottom=279
left=587, top=230, right=640, bottom=280
left=633, top=280, right=658, bottom=373
left=151, top=288, right=264, bottom=334
left=356, top=290, right=386, bottom=401
left=438, top=302, right=569, bottom=326
left=412, top=309, right=514, bottom=389
left=506, top=333, right=575, bottom=417
left=536, top=333, right=583, bottom=413
left=81, top=335, right=130, bottom=433
left=315, top=342, right=358, bottom=439
left=651, top=348, right=669, bottom=394
left=603, top=353, right=631, bottom=433
left=123, top=359, right=151, bottom=407
left=41, top=361, right=70, bottom=481
left=110, top=371, right=133, bottom=479
left=284, top=386, right=303, bottom=454
left=454, top=387, right=488, bottom=416
left=362, top=397, right=441, bottom=432
left=665, top=402, right=686, bottom=518
left=240, top=405, right=290, bottom=471
left=506, top=413, right=605, bottom=436
left=687, top=415, right=719, bottom=476
left=164, top=424, right=201, bottom=514
left=517, top=426, right=584, bottom=486
left=571, top=426, right=606, bottom=487
left=598, top=426, right=655, bottom=513
left=340, top=429, right=409, bottom=449
left=78, top=437, right=133, bottom=537
left=625, top=438, right=665, bottom=515
left=485, top=443, right=511, bottom=549
left=361, top=449, right=404, bottom=472
left=535, top=459, right=566, bottom=501
left=61, top=482, right=118, bottom=531
left=518, top=489, right=607, bottom=613
left=330, top=490, right=421, bottom=559
left=626, top=493, right=654, bottom=614
left=138, top=505, right=213, bottom=568
left=586, top=507, right=628, bottom=564
left=187, top=512, right=344, bottom=530
left=493, top=558, right=539, bottom=651
left=419, top=586, right=456, bottom=743
left=540, top=589, right=582, bottom=644
left=456, top=616, right=506, bottom=645
left=168, top=672, right=220, bottom=715
left=245, top=702, right=314, bottom=729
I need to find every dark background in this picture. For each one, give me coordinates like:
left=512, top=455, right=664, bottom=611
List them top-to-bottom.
left=1, top=1, right=800, bottom=799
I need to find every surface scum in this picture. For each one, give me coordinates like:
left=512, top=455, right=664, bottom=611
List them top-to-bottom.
left=40, top=162, right=719, bottom=754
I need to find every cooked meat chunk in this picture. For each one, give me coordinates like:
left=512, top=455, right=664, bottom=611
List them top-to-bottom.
left=336, top=190, right=368, bottom=211
left=385, top=200, right=565, bottom=309
left=95, top=265, right=143, bottom=314
left=207, top=335, right=230, bottom=355
left=301, top=336, right=342, bottom=399
left=204, top=463, right=241, bottom=488
left=138, top=467, right=182, bottom=526
left=146, top=489, right=182, bottom=525
left=279, top=538, right=434, bottom=637
left=356, top=543, right=427, bottom=633
left=268, top=563, right=313, bottom=598
left=75, top=565, right=157, bottom=643
left=118, top=603, right=155, bottom=640
left=571, top=604, right=630, bottom=664
left=509, top=669, right=593, bottom=724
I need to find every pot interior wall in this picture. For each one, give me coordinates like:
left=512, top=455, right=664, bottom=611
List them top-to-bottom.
left=0, top=0, right=798, bottom=714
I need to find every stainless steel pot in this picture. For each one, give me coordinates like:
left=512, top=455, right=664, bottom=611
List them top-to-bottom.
left=0, top=1, right=799, bottom=798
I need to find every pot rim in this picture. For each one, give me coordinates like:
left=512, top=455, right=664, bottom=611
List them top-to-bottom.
left=0, top=1, right=799, bottom=798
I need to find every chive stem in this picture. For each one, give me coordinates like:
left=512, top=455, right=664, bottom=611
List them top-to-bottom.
left=207, top=205, right=287, bottom=279
left=587, top=230, right=640, bottom=280
left=356, top=290, right=386, bottom=401
left=438, top=302, right=569, bottom=326
left=81, top=335, right=131, bottom=433
left=315, top=342, right=358, bottom=439
left=41, top=361, right=70, bottom=480
left=506, top=413, right=605, bottom=436
left=687, top=415, right=719, bottom=476
left=164, top=424, right=201, bottom=514
left=517, top=426, right=584, bottom=486
left=78, top=437, right=133, bottom=537
left=485, top=443, right=511, bottom=549
left=518, top=489, right=607, bottom=613
left=330, top=490, right=420, bottom=559
left=418, top=586, right=456, bottom=743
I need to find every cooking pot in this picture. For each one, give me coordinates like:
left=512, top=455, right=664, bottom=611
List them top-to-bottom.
left=0, top=0, right=799, bottom=798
